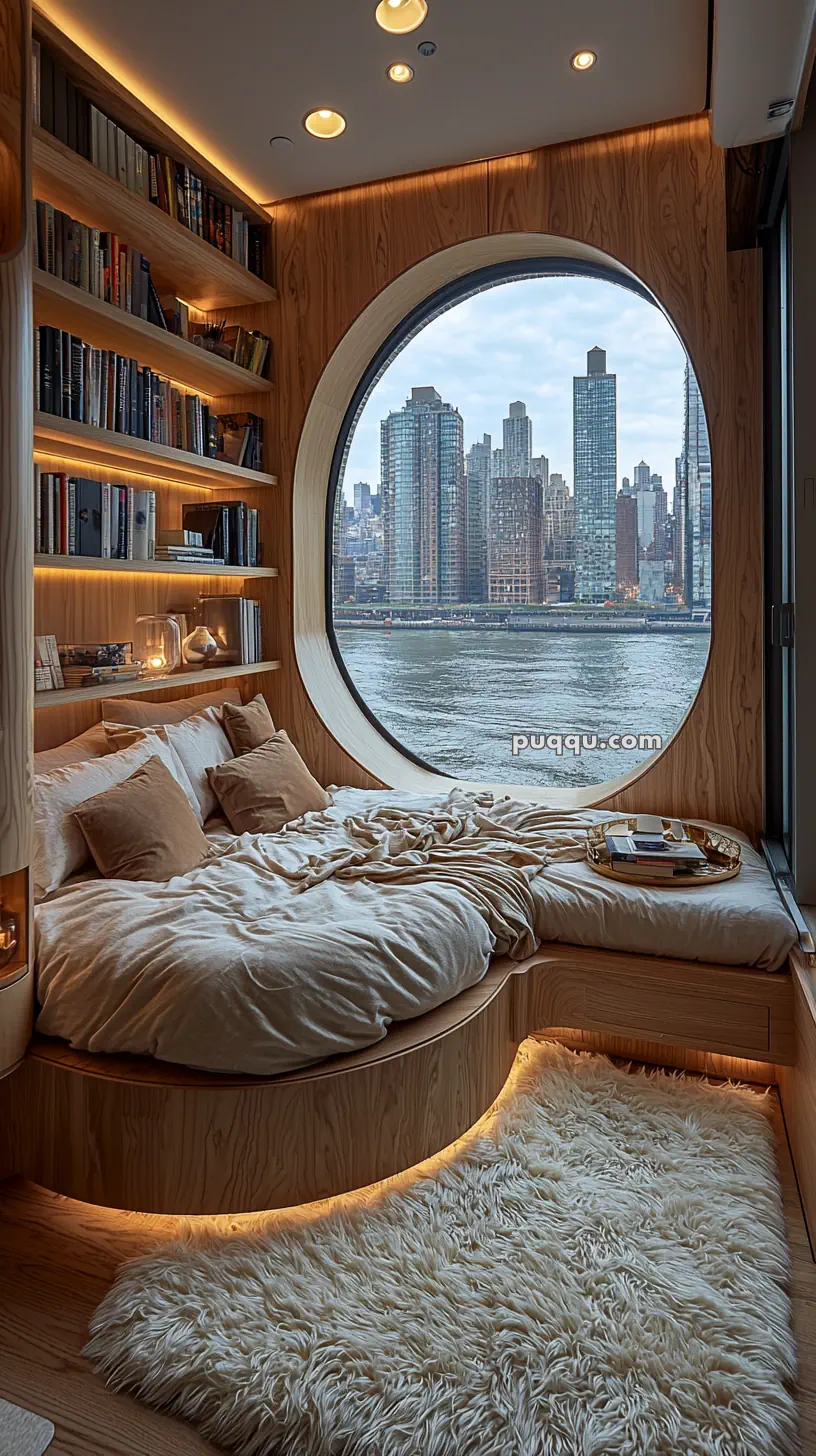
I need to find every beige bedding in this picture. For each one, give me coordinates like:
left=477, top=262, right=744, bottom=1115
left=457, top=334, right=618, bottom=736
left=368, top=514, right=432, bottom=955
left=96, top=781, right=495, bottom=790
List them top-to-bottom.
left=34, top=789, right=796, bottom=1076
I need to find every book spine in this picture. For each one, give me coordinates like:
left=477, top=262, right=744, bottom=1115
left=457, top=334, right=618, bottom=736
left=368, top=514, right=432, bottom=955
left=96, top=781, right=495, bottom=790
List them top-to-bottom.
left=68, top=477, right=76, bottom=555
left=101, top=483, right=111, bottom=558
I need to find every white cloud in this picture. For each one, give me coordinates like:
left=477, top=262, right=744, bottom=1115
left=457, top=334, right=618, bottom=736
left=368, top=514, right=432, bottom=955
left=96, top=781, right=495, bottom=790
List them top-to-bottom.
left=342, top=275, right=690, bottom=497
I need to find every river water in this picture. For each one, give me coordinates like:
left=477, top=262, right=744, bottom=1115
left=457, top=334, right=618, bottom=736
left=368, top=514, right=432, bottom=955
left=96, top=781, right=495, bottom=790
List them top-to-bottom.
left=334, top=628, right=711, bottom=787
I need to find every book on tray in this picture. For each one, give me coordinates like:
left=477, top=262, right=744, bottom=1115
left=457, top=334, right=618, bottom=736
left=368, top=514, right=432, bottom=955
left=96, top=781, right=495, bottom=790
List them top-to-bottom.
left=32, top=41, right=266, bottom=279
left=34, top=466, right=156, bottom=559
left=198, top=595, right=263, bottom=665
left=55, top=642, right=143, bottom=689
left=605, top=831, right=707, bottom=877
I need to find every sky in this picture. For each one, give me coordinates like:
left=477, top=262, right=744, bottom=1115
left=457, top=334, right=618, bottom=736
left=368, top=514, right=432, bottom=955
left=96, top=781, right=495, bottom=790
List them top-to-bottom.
left=341, top=274, right=690, bottom=500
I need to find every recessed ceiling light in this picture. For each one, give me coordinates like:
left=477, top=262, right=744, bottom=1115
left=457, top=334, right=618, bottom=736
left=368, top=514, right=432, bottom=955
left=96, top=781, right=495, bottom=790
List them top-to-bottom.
left=375, top=0, right=428, bottom=35
left=570, top=50, right=597, bottom=71
left=387, top=61, right=414, bottom=83
left=303, top=108, right=346, bottom=139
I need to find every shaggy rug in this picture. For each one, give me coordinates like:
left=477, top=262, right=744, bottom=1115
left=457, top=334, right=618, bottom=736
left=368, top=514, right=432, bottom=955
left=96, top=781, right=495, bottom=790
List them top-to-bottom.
left=86, top=1040, right=798, bottom=1456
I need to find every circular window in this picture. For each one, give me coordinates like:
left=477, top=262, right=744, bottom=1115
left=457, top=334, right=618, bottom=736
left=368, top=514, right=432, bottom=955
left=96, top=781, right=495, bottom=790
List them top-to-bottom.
left=327, top=261, right=711, bottom=788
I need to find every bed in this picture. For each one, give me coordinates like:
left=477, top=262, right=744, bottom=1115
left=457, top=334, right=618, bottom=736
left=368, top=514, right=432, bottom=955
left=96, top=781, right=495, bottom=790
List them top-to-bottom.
left=34, top=787, right=796, bottom=1077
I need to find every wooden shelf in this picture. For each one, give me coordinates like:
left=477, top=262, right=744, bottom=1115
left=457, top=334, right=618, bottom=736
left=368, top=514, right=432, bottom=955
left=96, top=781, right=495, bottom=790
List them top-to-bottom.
left=32, top=126, right=277, bottom=311
left=34, top=272, right=274, bottom=399
left=33, top=412, right=278, bottom=492
left=35, top=555, right=278, bottom=578
left=34, top=660, right=282, bottom=709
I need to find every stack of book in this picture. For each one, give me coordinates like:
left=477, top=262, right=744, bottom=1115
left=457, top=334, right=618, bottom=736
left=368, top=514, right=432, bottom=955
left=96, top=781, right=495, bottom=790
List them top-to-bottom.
left=32, top=42, right=266, bottom=278
left=33, top=199, right=164, bottom=327
left=35, top=325, right=219, bottom=457
left=219, top=326, right=270, bottom=377
left=216, top=413, right=264, bottom=472
left=34, top=468, right=156, bottom=559
left=182, top=501, right=261, bottom=567
left=155, top=529, right=222, bottom=567
left=199, top=596, right=263, bottom=665
left=34, top=633, right=64, bottom=691
left=58, top=642, right=142, bottom=690
left=605, top=828, right=708, bottom=878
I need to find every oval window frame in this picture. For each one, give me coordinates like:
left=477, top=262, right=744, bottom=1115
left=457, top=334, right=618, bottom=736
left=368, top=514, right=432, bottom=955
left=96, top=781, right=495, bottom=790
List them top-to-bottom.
left=293, top=233, right=712, bottom=801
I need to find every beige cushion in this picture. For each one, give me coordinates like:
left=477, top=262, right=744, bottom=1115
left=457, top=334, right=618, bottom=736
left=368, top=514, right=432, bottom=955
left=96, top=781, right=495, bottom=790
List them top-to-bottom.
left=100, top=685, right=241, bottom=727
left=221, top=694, right=276, bottom=755
left=105, top=704, right=233, bottom=822
left=34, top=722, right=112, bottom=774
left=206, top=732, right=331, bottom=835
left=33, top=733, right=197, bottom=899
left=73, top=755, right=211, bottom=882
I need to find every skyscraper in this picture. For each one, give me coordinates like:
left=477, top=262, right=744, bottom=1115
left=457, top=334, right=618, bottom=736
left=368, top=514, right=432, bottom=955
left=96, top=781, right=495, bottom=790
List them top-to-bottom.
left=573, top=346, right=617, bottom=601
left=683, top=363, right=712, bottom=609
left=380, top=387, right=466, bottom=605
left=502, top=401, right=532, bottom=478
left=465, top=434, right=491, bottom=602
left=531, top=453, right=549, bottom=484
left=633, top=460, right=651, bottom=492
left=488, top=477, right=543, bottom=604
left=353, top=482, right=372, bottom=516
left=616, top=490, right=638, bottom=592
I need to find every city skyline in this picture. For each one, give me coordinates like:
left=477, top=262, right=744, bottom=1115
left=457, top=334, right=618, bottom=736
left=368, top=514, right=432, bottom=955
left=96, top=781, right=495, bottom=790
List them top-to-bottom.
left=342, top=275, right=688, bottom=500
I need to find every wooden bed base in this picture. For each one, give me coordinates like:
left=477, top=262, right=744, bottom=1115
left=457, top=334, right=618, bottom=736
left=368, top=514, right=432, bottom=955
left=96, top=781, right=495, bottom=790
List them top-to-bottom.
left=0, top=942, right=794, bottom=1215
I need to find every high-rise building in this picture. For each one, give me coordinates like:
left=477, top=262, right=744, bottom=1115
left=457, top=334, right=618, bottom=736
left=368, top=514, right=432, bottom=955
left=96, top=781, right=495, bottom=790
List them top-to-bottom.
left=573, top=346, right=617, bottom=601
left=683, top=363, right=712, bottom=609
left=380, top=386, right=466, bottom=605
left=502, top=401, right=533, bottom=478
left=465, top=434, right=492, bottom=602
left=531, top=453, right=549, bottom=484
left=633, top=460, right=651, bottom=492
left=488, top=476, right=543, bottom=604
left=353, top=482, right=372, bottom=516
left=636, top=487, right=656, bottom=553
left=616, top=491, right=638, bottom=591
left=639, top=558, right=666, bottom=604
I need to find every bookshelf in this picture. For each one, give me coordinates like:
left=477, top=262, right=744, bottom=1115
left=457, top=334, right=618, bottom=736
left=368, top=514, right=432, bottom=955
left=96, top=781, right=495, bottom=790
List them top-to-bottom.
left=30, top=17, right=281, bottom=738
left=32, top=127, right=277, bottom=311
left=34, top=271, right=274, bottom=398
left=34, top=413, right=278, bottom=491
left=34, top=556, right=278, bottom=578
left=35, top=660, right=282, bottom=708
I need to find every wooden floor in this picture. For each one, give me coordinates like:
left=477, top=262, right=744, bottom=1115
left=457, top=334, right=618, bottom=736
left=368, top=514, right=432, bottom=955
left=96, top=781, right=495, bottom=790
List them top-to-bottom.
left=0, top=1081, right=814, bottom=1455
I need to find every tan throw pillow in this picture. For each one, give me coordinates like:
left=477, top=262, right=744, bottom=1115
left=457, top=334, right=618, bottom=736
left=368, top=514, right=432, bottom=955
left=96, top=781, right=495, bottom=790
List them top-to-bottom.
left=100, top=685, right=242, bottom=727
left=221, top=694, right=276, bottom=755
left=104, top=705, right=233, bottom=823
left=34, top=722, right=113, bottom=773
left=206, top=732, right=331, bottom=835
left=33, top=734, right=196, bottom=899
left=73, top=754, right=211, bottom=882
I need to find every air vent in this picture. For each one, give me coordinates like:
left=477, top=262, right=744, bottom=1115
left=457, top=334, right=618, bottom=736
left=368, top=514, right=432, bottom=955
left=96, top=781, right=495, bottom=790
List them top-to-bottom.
left=767, top=98, right=794, bottom=120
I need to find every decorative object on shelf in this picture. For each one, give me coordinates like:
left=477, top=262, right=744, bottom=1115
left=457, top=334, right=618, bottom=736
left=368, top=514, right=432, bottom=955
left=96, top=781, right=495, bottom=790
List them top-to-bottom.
left=198, top=595, right=263, bottom=665
left=134, top=614, right=181, bottom=678
left=182, top=625, right=218, bottom=665
left=34, top=633, right=64, bottom=690
left=58, top=641, right=141, bottom=689
left=585, top=818, right=742, bottom=887
left=0, top=907, right=19, bottom=968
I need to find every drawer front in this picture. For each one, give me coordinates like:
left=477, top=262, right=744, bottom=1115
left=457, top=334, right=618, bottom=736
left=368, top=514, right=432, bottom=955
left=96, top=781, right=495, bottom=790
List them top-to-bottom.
left=583, top=979, right=770, bottom=1054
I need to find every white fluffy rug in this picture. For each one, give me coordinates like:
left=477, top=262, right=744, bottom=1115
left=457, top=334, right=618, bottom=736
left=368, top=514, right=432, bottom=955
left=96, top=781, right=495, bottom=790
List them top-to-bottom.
left=86, top=1040, right=798, bottom=1455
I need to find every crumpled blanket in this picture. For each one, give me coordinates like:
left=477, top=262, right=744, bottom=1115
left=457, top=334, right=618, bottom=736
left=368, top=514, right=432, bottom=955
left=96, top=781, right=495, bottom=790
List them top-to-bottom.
left=260, top=793, right=588, bottom=960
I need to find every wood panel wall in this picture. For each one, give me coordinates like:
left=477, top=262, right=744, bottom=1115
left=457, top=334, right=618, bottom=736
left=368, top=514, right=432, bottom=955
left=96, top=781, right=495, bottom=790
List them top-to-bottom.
left=268, top=116, right=765, bottom=834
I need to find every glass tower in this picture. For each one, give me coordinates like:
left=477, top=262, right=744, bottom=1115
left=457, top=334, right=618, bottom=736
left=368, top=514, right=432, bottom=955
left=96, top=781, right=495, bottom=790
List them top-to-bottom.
left=573, top=346, right=617, bottom=602
left=683, top=363, right=712, bottom=610
left=381, top=387, right=466, bottom=605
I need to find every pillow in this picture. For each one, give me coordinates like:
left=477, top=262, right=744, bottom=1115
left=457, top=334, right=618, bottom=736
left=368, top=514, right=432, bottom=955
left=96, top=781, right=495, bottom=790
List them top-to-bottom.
left=99, top=685, right=242, bottom=727
left=221, top=694, right=276, bottom=755
left=105, top=704, right=233, bottom=822
left=34, top=722, right=113, bottom=774
left=206, top=732, right=331, bottom=835
left=33, top=734, right=197, bottom=899
left=73, top=755, right=211, bottom=882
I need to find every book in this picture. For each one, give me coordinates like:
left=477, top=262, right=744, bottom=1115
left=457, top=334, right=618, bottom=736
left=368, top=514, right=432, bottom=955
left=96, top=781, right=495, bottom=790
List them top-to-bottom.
left=75, top=478, right=102, bottom=557
left=160, top=529, right=204, bottom=547
left=35, top=634, right=64, bottom=689
left=60, top=642, right=133, bottom=667
left=605, top=833, right=706, bottom=866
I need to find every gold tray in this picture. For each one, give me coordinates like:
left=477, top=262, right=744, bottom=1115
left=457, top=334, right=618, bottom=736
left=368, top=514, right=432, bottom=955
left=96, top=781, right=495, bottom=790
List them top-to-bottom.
left=586, top=818, right=742, bottom=888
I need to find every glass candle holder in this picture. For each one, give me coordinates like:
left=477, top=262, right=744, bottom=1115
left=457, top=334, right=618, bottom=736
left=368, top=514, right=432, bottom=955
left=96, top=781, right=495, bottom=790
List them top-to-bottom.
left=134, top=614, right=182, bottom=679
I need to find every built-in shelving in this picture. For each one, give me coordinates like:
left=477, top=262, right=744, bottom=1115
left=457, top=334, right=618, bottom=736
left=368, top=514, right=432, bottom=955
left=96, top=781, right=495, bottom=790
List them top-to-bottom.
left=32, top=126, right=277, bottom=312
left=34, top=271, right=274, bottom=399
left=34, top=412, right=278, bottom=491
left=35, top=555, right=278, bottom=578
left=34, top=660, right=282, bottom=709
